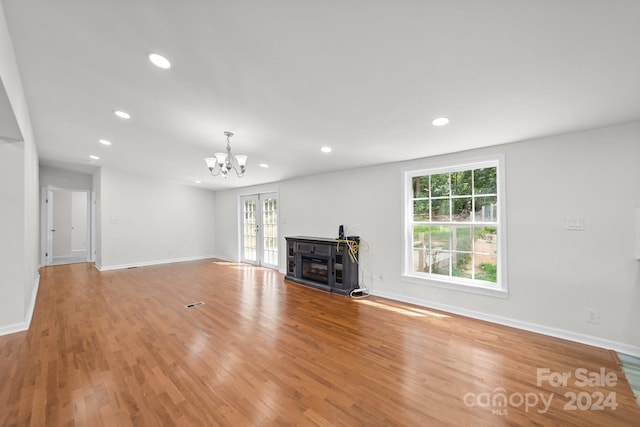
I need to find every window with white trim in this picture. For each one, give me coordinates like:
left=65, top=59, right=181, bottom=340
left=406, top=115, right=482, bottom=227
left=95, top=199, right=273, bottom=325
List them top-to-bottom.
left=403, top=158, right=507, bottom=296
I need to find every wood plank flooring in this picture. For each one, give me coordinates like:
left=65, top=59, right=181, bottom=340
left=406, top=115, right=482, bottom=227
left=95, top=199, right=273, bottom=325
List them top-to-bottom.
left=1, top=260, right=639, bottom=426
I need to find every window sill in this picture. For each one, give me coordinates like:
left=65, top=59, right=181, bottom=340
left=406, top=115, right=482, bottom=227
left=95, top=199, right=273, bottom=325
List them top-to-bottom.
left=401, top=273, right=508, bottom=299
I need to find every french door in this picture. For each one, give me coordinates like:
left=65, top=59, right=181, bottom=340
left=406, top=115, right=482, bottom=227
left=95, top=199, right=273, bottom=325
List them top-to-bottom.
left=240, top=192, right=279, bottom=268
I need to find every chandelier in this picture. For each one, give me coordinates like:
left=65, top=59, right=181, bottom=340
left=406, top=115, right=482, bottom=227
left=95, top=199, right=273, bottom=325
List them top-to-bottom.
left=204, top=131, right=247, bottom=178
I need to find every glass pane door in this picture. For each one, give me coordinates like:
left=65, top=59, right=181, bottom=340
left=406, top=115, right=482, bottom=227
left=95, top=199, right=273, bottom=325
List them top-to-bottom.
left=240, top=192, right=279, bottom=268
left=261, top=193, right=278, bottom=268
left=241, top=195, right=258, bottom=263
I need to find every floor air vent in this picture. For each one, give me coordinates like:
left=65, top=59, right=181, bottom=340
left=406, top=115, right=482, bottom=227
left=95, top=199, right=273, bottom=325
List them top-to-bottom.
left=185, top=301, right=205, bottom=309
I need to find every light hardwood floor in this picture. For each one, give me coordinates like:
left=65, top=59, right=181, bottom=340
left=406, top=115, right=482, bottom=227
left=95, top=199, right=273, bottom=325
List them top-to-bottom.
left=1, top=260, right=638, bottom=426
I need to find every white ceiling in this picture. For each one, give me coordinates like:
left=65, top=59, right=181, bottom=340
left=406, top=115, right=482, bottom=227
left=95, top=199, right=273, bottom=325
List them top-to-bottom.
left=3, top=1, right=640, bottom=190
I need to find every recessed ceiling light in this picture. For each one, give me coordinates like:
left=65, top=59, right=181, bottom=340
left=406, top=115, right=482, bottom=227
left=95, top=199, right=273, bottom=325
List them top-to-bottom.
left=148, top=53, right=171, bottom=69
left=114, top=110, right=131, bottom=119
left=432, top=117, right=450, bottom=126
left=99, top=139, right=112, bottom=146
left=320, top=146, right=332, bottom=153
left=89, top=155, right=100, bottom=160
left=259, top=163, right=269, bottom=168
left=195, top=180, right=202, bottom=184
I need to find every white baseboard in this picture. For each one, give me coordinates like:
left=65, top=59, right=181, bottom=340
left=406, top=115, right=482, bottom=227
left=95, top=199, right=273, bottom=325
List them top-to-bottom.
left=209, top=254, right=235, bottom=263
left=95, top=255, right=220, bottom=271
left=0, top=272, right=40, bottom=337
left=24, top=272, right=40, bottom=330
left=371, top=289, right=640, bottom=358
left=0, top=322, right=28, bottom=337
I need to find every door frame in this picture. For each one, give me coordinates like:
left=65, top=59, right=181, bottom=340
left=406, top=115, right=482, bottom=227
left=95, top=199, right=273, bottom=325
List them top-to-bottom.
left=41, top=186, right=95, bottom=266
left=237, top=189, right=279, bottom=269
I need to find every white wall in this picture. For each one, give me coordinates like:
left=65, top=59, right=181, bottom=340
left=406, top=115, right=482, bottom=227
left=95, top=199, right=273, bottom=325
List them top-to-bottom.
left=0, top=3, right=40, bottom=335
left=214, top=121, right=640, bottom=355
left=23, top=131, right=38, bottom=322
left=0, top=141, right=26, bottom=328
left=40, top=165, right=93, bottom=190
left=96, top=168, right=217, bottom=269
left=93, top=170, right=102, bottom=266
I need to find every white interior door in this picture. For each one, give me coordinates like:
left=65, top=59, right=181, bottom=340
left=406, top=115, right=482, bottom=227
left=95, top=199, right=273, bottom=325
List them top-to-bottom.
left=42, top=189, right=54, bottom=266
left=52, top=189, right=73, bottom=258
left=71, top=191, right=88, bottom=256
left=240, top=192, right=278, bottom=268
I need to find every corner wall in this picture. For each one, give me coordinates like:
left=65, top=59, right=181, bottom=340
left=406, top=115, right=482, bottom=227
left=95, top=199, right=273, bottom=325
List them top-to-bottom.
left=0, top=3, right=40, bottom=335
left=214, top=121, right=640, bottom=355
left=95, top=168, right=217, bottom=269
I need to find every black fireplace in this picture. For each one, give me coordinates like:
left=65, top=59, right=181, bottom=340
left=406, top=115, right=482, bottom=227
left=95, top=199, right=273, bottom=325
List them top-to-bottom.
left=285, top=236, right=359, bottom=295
left=301, top=256, right=329, bottom=284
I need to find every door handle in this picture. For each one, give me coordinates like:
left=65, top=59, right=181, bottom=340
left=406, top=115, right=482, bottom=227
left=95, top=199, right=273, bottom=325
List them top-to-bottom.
left=50, top=229, right=56, bottom=232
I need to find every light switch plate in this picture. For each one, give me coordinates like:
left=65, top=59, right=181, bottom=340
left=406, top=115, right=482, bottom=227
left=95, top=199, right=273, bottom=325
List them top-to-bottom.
left=566, top=217, right=584, bottom=231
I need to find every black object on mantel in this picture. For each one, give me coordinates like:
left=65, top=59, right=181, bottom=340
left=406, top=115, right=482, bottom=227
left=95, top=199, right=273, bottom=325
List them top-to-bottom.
left=285, top=236, right=359, bottom=295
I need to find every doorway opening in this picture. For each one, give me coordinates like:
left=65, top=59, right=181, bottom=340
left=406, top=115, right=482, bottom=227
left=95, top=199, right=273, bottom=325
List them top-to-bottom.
left=41, top=187, right=93, bottom=266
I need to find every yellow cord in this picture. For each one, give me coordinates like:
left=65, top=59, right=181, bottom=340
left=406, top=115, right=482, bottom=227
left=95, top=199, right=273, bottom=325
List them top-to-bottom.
left=336, top=237, right=371, bottom=299
left=336, top=239, right=359, bottom=264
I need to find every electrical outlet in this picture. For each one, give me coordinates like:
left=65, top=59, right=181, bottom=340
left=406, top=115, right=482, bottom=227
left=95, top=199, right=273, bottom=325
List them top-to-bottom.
left=378, top=273, right=384, bottom=282
left=587, top=309, right=600, bottom=324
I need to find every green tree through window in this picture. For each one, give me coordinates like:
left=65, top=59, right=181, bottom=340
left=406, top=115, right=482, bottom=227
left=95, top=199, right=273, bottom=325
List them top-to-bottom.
left=405, top=160, right=502, bottom=290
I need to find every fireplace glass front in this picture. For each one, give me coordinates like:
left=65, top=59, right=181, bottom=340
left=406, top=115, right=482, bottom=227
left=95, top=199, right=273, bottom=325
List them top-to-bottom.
left=301, top=257, right=329, bottom=284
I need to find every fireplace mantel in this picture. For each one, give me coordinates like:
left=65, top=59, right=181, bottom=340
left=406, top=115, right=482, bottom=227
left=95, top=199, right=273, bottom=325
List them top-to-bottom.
left=284, top=236, right=359, bottom=295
